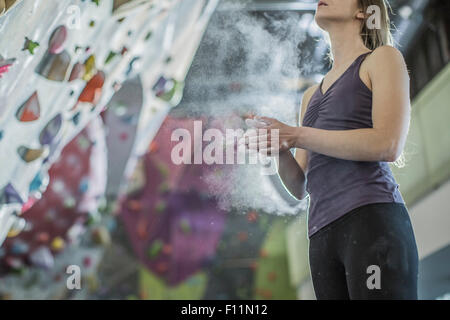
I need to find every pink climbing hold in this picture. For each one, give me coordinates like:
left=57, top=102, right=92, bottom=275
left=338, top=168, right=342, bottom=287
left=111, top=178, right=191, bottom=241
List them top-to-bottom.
left=48, top=26, right=68, bottom=54
left=0, top=55, right=16, bottom=78
left=69, top=62, right=85, bottom=82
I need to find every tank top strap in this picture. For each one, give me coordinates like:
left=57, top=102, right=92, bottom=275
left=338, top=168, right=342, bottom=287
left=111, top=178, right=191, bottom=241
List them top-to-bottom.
left=345, top=51, right=371, bottom=86
left=353, top=51, right=372, bottom=74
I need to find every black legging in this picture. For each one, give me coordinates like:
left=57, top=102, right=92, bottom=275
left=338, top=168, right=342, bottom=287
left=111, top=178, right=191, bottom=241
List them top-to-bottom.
left=309, top=202, right=419, bottom=300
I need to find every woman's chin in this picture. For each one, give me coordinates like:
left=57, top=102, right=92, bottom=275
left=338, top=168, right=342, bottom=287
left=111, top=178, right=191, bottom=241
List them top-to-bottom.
left=314, top=15, right=336, bottom=31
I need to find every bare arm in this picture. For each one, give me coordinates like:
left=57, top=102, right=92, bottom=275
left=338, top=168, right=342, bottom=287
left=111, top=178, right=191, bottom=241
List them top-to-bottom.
left=259, top=46, right=411, bottom=163
left=295, top=46, right=411, bottom=162
left=275, top=85, right=317, bottom=200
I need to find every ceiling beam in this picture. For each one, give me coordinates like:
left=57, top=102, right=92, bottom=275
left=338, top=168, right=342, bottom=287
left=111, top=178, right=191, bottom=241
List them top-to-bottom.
left=218, top=1, right=317, bottom=12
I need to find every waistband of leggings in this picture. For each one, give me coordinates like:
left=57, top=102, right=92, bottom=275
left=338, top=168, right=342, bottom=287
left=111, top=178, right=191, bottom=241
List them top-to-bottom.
left=309, top=201, right=407, bottom=240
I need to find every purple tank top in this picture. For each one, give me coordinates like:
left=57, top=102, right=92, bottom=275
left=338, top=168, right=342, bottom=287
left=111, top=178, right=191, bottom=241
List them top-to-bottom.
left=302, top=52, right=405, bottom=238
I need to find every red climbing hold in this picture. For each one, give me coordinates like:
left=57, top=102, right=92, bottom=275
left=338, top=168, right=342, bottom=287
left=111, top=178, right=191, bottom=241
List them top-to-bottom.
left=16, top=91, right=40, bottom=122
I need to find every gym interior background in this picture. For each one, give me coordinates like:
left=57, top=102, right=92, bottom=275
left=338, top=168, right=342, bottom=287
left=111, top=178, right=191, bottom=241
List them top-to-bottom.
left=0, top=0, right=448, bottom=300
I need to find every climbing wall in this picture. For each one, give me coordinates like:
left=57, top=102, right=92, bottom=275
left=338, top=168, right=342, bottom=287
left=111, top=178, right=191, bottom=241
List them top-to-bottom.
left=0, top=0, right=219, bottom=245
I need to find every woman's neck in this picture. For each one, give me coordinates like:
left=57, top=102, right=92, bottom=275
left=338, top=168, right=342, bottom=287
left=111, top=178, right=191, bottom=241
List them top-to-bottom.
left=327, top=22, right=369, bottom=69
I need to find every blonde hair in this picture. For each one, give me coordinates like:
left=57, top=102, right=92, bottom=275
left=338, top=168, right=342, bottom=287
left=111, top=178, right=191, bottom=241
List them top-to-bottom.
left=325, top=0, right=395, bottom=62
left=358, top=0, right=395, bottom=50
left=359, top=0, right=407, bottom=169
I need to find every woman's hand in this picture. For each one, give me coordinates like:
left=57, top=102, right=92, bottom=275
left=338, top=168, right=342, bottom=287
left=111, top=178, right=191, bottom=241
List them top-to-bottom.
left=241, top=116, right=301, bottom=155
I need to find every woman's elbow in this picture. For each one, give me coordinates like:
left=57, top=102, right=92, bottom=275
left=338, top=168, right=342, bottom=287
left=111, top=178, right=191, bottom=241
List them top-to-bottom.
left=382, top=142, right=403, bottom=163
left=387, top=150, right=403, bottom=163
left=292, top=187, right=307, bottom=201
left=296, top=193, right=308, bottom=201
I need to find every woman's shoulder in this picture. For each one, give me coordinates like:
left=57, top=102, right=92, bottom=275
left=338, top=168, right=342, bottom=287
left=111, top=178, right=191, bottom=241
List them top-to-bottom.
left=364, top=45, right=410, bottom=82
left=366, top=45, right=407, bottom=69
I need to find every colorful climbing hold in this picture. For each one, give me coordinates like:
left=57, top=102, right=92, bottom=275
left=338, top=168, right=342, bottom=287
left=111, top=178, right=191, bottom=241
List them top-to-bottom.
left=48, top=25, right=68, bottom=54
left=145, top=31, right=153, bottom=41
left=22, top=37, right=40, bottom=54
left=35, top=50, right=71, bottom=81
left=105, top=51, right=117, bottom=65
left=0, top=55, right=16, bottom=78
left=82, top=55, right=97, bottom=81
left=126, top=56, right=140, bottom=75
left=69, top=62, right=85, bottom=82
left=77, top=71, right=105, bottom=106
left=152, top=76, right=184, bottom=104
left=113, top=81, right=122, bottom=91
left=16, top=91, right=40, bottom=122
left=72, top=111, right=81, bottom=125
left=39, top=114, right=62, bottom=145
left=119, top=131, right=128, bottom=141
left=77, top=136, right=91, bottom=150
left=149, top=140, right=159, bottom=153
left=17, top=146, right=46, bottom=163
left=156, top=162, right=169, bottom=178
left=29, top=170, right=49, bottom=195
left=78, top=177, right=89, bottom=193
left=158, top=181, right=170, bottom=193
left=0, top=183, right=23, bottom=204
left=63, top=197, right=76, bottom=209
left=127, top=199, right=142, bottom=212
left=154, top=200, right=166, bottom=213
left=86, top=210, right=101, bottom=225
left=247, top=211, right=258, bottom=223
left=179, top=218, right=191, bottom=234
left=137, top=221, right=147, bottom=240
left=7, top=226, right=23, bottom=238
left=92, top=226, right=111, bottom=246
left=237, top=231, right=248, bottom=242
left=35, top=232, right=50, bottom=244
left=50, top=236, right=65, bottom=251
left=10, top=239, right=29, bottom=255
left=148, top=239, right=163, bottom=259
left=162, top=243, right=172, bottom=255
left=29, top=246, right=54, bottom=270
left=259, top=249, right=268, bottom=258
left=5, top=256, right=24, bottom=272
left=83, top=256, right=92, bottom=267
left=156, top=261, right=168, bottom=274
left=250, top=261, right=258, bottom=270
left=267, top=271, right=277, bottom=282
left=255, top=288, right=272, bottom=299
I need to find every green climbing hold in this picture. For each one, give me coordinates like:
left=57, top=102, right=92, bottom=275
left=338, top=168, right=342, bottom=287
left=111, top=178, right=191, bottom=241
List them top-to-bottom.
left=23, top=37, right=40, bottom=54
left=105, top=51, right=117, bottom=65
left=156, top=162, right=169, bottom=178
left=158, top=182, right=170, bottom=193
left=155, top=200, right=166, bottom=213
left=179, top=218, right=191, bottom=234
left=148, top=239, right=163, bottom=259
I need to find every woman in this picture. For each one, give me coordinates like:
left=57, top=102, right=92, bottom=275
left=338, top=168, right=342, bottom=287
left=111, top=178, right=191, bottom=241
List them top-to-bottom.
left=245, top=0, right=419, bottom=299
